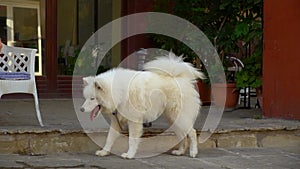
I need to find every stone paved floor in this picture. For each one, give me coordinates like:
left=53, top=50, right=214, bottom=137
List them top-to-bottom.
left=0, top=99, right=299, bottom=133
left=0, top=147, right=299, bottom=169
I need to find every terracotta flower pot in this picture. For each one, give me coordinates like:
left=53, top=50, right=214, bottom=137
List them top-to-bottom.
left=196, top=80, right=211, bottom=105
left=211, top=83, right=239, bottom=109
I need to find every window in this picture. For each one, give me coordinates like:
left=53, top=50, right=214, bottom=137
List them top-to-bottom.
left=0, top=0, right=44, bottom=75
left=57, top=0, right=121, bottom=75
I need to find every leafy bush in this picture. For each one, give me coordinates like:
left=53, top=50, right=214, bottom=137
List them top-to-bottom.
left=151, top=0, right=263, bottom=84
left=236, top=51, right=262, bottom=88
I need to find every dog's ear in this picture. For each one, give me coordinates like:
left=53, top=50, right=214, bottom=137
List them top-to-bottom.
left=83, top=76, right=94, bottom=86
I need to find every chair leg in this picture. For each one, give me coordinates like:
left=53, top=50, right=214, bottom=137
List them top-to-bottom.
left=33, top=92, right=44, bottom=127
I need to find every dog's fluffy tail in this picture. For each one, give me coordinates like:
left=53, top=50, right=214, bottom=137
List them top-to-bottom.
left=143, top=52, right=205, bottom=81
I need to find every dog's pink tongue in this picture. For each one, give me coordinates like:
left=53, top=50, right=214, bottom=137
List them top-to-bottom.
left=90, top=106, right=100, bottom=121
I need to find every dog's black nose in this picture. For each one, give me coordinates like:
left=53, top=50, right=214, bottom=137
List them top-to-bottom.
left=80, top=107, right=85, bottom=112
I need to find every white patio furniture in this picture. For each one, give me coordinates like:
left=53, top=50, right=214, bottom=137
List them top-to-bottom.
left=0, top=43, right=43, bottom=126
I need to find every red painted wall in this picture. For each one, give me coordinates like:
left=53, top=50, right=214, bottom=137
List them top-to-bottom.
left=121, top=0, right=154, bottom=69
left=263, top=0, right=300, bottom=120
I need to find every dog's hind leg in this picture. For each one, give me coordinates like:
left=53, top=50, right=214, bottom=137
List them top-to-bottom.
left=166, top=112, right=189, bottom=156
left=96, top=117, right=122, bottom=157
left=169, top=119, right=198, bottom=157
left=121, top=121, right=143, bottom=159
left=187, top=128, right=198, bottom=158
left=171, top=136, right=188, bottom=156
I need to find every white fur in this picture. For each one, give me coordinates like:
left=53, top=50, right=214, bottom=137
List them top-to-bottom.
left=81, top=52, right=204, bottom=159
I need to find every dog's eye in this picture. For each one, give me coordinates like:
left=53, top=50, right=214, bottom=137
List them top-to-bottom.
left=91, top=98, right=95, bottom=100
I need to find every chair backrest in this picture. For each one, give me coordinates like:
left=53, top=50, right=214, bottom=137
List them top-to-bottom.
left=0, top=43, right=37, bottom=78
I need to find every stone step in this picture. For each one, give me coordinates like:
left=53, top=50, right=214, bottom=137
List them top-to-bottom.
left=1, top=100, right=300, bottom=156
left=1, top=127, right=299, bottom=155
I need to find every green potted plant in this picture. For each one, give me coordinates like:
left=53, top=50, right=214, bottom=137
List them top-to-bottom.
left=151, top=0, right=263, bottom=108
left=176, top=0, right=262, bottom=109
left=207, top=59, right=238, bottom=109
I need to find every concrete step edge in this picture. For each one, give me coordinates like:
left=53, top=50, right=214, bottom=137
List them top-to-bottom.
left=0, top=128, right=299, bottom=155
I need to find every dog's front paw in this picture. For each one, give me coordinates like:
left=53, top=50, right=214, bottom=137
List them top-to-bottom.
left=189, top=148, right=198, bottom=158
left=95, top=150, right=110, bottom=157
left=121, top=153, right=134, bottom=159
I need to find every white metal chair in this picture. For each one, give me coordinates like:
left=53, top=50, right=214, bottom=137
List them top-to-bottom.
left=0, top=43, right=43, bottom=126
left=238, top=87, right=249, bottom=105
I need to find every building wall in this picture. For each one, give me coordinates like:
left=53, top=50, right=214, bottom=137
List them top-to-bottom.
left=121, top=0, right=154, bottom=68
left=263, top=0, right=300, bottom=119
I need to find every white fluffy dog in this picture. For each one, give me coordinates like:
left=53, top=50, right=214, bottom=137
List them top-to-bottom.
left=81, top=52, right=205, bottom=159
